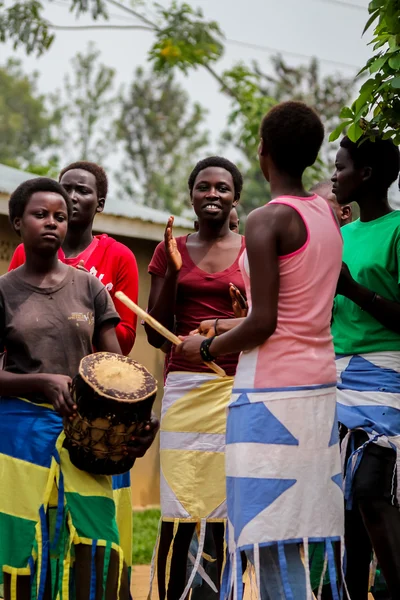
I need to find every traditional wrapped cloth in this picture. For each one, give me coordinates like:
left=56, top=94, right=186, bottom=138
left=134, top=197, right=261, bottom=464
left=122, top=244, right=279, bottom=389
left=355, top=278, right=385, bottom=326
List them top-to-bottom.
left=336, top=351, right=400, bottom=597
left=336, top=352, right=400, bottom=508
left=149, top=371, right=234, bottom=599
left=222, top=385, right=344, bottom=600
left=0, top=396, right=129, bottom=600
left=112, top=473, right=132, bottom=583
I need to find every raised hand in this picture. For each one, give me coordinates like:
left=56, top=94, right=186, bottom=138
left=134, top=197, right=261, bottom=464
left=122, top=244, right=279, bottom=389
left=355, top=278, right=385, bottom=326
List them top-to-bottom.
left=164, top=216, right=182, bottom=273
left=229, top=284, right=248, bottom=318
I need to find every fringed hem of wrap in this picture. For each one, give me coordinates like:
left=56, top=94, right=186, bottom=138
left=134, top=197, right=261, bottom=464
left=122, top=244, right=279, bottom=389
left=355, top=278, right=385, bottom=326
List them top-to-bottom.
left=1, top=432, right=127, bottom=600
left=148, top=517, right=227, bottom=600
left=221, top=537, right=349, bottom=600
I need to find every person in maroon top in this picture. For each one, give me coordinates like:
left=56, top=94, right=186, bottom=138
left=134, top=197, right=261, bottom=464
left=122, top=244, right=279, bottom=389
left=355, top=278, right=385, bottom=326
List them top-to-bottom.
left=146, top=157, right=246, bottom=600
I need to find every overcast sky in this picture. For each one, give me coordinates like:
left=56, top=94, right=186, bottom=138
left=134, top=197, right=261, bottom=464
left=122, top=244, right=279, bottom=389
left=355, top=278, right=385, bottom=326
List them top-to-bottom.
left=3, top=0, right=371, bottom=130
left=4, top=0, right=399, bottom=205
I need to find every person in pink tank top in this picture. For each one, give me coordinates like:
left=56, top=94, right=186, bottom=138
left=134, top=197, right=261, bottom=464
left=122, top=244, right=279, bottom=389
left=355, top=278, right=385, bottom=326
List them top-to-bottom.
left=178, top=102, right=344, bottom=599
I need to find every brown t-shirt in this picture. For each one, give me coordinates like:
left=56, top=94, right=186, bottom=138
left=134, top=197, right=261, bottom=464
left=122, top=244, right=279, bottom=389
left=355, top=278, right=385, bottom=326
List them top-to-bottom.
left=0, top=266, right=120, bottom=379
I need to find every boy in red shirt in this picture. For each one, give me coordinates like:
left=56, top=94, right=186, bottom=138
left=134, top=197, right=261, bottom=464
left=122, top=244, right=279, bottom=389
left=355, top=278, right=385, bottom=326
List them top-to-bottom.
left=9, top=161, right=139, bottom=356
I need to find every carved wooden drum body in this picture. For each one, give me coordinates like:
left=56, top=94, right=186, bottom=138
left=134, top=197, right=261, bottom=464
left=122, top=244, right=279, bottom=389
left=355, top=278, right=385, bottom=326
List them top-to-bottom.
left=64, top=352, right=157, bottom=475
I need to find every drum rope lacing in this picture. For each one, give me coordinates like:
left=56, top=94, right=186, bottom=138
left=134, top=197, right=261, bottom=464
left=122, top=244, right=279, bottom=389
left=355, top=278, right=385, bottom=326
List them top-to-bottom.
left=64, top=410, right=150, bottom=458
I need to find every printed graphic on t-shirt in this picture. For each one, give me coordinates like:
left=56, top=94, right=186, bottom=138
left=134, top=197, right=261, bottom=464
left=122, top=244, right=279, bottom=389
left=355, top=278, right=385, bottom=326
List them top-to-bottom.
left=68, top=311, right=95, bottom=326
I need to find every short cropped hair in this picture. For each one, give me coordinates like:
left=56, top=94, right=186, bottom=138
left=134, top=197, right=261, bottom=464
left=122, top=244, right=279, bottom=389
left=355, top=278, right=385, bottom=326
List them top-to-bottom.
left=260, top=101, right=324, bottom=177
left=340, top=135, right=400, bottom=191
left=188, top=156, right=243, bottom=201
left=59, top=161, right=108, bottom=199
left=9, top=178, right=72, bottom=234
left=310, top=179, right=332, bottom=195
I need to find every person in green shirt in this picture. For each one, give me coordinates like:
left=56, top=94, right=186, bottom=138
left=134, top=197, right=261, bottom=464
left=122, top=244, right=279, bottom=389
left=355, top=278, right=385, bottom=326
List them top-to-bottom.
left=331, top=134, right=400, bottom=600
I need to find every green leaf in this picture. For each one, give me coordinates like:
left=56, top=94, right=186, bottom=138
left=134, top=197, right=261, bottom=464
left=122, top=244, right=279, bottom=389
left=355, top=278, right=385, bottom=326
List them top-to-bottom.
left=368, top=0, right=387, bottom=9
left=363, top=8, right=379, bottom=35
left=389, top=54, right=400, bottom=69
left=370, top=55, right=388, bottom=73
left=391, top=77, right=400, bottom=88
left=359, top=78, right=377, bottom=95
left=373, top=104, right=382, bottom=117
left=339, top=106, right=353, bottom=119
left=329, top=120, right=351, bottom=142
left=347, top=121, right=364, bottom=143
left=383, top=130, right=395, bottom=140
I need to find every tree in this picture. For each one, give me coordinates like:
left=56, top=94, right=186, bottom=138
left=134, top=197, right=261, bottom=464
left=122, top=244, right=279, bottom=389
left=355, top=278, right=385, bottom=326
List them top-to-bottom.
left=0, top=0, right=358, bottom=182
left=332, top=0, right=400, bottom=144
left=0, top=1, right=265, bottom=166
left=50, top=42, right=117, bottom=164
left=222, top=56, right=355, bottom=215
left=0, top=58, right=56, bottom=169
left=115, top=67, right=209, bottom=213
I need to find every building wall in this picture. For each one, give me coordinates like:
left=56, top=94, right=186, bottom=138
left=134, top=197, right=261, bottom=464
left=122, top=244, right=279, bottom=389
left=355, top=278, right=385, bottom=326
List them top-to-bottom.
left=0, top=213, right=165, bottom=508
left=0, top=214, right=19, bottom=273
left=96, top=230, right=165, bottom=508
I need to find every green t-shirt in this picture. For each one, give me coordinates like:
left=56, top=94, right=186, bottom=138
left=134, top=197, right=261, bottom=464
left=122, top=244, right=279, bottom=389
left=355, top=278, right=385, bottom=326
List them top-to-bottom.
left=332, top=211, right=400, bottom=355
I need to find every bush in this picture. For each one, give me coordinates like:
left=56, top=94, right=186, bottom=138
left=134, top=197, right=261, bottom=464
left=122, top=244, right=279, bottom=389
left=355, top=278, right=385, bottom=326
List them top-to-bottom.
left=132, top=509, right=161, bottom=565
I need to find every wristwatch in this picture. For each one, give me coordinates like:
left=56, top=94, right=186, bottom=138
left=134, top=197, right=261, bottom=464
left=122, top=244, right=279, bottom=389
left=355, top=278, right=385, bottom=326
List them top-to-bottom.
left=200, top=336, right=216, bottom=362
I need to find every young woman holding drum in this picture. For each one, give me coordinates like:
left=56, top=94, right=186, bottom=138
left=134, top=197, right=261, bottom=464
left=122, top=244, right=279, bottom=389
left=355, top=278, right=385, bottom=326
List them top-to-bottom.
left=145, top=156, right=246, bottom=600
left=8, top=161, right=140, bottom=577
left=0, top=178, right=157, bottom=600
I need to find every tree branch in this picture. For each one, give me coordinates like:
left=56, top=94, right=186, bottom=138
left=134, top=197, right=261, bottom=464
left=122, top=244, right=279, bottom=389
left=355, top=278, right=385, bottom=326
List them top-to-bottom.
left=105, top=0, right=159, bottom=30
left=49, top=23, right=153, bottom=30
left=203, top=64, right=240, bottom=102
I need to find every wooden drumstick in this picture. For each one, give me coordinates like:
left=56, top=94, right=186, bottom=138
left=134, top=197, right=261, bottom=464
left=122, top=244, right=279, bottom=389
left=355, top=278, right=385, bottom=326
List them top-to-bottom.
left=115, top=291, right=227, bottom=378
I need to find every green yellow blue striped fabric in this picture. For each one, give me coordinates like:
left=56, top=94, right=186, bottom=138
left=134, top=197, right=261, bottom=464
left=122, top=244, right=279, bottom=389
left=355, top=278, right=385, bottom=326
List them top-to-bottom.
left=0, top=396, right=129, bottom=600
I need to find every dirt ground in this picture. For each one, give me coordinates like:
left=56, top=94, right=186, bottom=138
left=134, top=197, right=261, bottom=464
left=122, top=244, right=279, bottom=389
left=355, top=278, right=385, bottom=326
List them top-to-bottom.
left=130, top=565, right=375, bottom=599
left=130, top=566, right=252, bottom=600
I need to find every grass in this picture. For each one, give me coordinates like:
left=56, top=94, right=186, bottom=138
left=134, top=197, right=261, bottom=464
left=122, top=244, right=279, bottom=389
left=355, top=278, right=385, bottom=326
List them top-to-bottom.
left=132, top=509, right=161, bottom=565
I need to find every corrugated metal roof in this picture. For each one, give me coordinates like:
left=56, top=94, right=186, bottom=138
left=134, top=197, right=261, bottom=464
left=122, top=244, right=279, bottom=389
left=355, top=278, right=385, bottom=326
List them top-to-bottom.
left=0, top=163, right=193, bottom=228
left=0, top=163, right=38, bottom=194
left=103, top=198, right=193, bottom=228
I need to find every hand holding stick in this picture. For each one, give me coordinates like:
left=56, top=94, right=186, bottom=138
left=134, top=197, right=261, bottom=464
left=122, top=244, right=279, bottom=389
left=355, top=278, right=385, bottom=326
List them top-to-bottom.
left=115, top=292, right=227, bottom=378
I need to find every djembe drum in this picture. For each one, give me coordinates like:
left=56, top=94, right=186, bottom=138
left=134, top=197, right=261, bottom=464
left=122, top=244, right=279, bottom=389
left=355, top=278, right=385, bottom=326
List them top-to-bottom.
left=64, top=352, right=157, bottom=475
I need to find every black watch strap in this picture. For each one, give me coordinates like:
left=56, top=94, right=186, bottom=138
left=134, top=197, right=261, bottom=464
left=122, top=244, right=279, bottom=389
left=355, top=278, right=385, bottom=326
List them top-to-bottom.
left=200, top=336, right=216, bottom=362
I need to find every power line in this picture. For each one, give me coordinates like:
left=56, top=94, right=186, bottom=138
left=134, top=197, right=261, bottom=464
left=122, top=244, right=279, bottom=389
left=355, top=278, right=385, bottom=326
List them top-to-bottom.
left=49, top=0, right=361, bottom=71
left=103, top=0, right=363, bottom=70
left=316, top=0, right=367, bottom=10
left=49, top=23, right=152, bottom=31
left=225, top=38, right=360, bottom=70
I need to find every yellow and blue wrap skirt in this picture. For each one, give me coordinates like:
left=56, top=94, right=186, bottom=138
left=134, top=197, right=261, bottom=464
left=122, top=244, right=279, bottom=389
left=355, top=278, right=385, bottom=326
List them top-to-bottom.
left=151, top=371, right=234, bottom=598
left=0, top=396, right=132, bottom=600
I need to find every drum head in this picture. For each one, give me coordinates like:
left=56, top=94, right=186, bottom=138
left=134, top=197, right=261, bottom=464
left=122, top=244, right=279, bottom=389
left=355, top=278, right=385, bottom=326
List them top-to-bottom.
left=79, top=352, right=157, bottom=402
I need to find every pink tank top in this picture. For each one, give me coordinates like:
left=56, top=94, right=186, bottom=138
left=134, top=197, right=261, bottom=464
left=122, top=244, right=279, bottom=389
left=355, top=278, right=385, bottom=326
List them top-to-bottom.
left=234, top=194, right=343, bottom=390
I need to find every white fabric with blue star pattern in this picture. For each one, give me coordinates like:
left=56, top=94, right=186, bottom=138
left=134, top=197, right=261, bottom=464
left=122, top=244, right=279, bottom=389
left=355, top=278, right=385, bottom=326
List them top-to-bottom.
left=222, top=384, right=344, bottom=600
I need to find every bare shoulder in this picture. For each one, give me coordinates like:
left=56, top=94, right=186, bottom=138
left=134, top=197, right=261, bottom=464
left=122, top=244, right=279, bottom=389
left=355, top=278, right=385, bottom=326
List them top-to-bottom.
left=246, top=203, right=293, bottom=232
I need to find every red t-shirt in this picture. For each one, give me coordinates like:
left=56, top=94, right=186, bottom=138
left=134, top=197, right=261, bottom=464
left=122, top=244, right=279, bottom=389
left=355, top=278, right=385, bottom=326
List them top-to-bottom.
left=8, top=235, right=139, bottom=356
left=148, top=235, right=246, bottom=377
